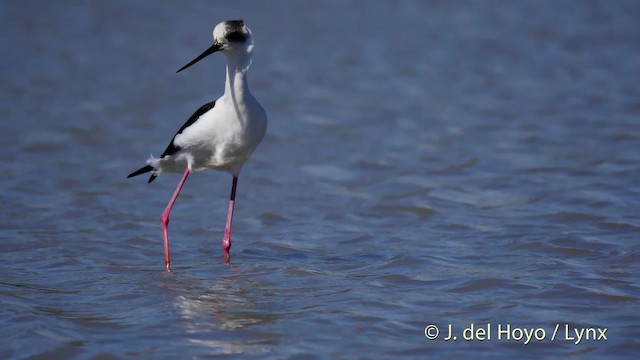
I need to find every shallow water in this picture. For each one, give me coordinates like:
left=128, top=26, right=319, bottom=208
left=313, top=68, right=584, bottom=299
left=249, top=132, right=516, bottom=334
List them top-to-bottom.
left=1, top=0, right=639, bottom=358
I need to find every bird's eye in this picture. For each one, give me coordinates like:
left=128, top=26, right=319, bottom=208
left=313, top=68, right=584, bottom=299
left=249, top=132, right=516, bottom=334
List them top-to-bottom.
left=226, top=32, right=247, bottom=43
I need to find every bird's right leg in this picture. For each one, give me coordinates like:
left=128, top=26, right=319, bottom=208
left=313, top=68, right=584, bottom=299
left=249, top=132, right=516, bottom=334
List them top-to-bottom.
left=160, top=167, right=190, bottom=272
left=222, top=175, right=238, bottom=264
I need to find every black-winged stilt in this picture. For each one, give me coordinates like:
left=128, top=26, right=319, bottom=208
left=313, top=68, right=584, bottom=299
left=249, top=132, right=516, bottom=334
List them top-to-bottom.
left=127, top=20, right=267, bottom=271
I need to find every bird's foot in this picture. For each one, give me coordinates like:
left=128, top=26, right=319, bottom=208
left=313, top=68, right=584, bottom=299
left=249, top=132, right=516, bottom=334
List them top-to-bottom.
left=222, top=234, right=231, bottom=264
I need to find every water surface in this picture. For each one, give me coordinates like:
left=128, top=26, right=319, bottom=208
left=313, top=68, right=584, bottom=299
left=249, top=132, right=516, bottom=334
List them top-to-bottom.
left=1, top=0, right=639, bottom=358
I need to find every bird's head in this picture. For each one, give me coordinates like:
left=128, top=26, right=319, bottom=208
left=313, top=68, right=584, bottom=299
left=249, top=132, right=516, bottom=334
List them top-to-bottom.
left=177, top=20, right=253, bottom=73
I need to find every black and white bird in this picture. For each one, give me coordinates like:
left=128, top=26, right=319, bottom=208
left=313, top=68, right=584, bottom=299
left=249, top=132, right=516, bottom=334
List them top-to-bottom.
left=127, top=20, right=267, bottom=271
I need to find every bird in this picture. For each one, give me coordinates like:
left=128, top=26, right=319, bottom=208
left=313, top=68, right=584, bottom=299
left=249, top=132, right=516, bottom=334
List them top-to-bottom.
left=127, top=20, right=267, bottom=271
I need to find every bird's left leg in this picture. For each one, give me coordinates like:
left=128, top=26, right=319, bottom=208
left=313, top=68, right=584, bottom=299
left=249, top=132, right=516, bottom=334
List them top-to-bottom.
left=160, top=167, right=190, bottom=271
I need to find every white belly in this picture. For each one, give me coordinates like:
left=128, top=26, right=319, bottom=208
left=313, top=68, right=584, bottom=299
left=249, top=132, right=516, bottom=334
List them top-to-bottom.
left=173, top=97, right=267, bottom=174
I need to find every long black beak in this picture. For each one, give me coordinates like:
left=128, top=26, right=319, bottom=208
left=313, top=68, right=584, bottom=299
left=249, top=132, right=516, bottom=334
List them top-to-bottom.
left=176, top=43, right=222, bottom=73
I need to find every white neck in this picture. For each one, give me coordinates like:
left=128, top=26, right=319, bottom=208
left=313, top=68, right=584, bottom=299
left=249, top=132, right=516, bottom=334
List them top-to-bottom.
left=223, top=51, right=256, bottom=128
left=224, top=52, right=253, bottom=99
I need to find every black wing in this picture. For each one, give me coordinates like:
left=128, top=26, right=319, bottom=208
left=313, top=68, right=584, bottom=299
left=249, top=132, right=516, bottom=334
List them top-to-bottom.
left=159, top=100, right=216, bottom=158
left=127, top=101, right=216, bottom=183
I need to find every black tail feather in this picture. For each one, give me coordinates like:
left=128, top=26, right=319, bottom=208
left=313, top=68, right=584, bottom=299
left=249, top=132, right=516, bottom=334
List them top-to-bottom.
left=127, top=165, right=157, bottom=183
left=127, top=165, right=152, bottom=178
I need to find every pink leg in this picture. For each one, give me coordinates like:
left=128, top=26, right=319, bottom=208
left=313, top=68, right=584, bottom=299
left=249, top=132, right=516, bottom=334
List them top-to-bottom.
left=160, top=167, right=190, bottom=272
left=222, top=176, right=238, bottom=263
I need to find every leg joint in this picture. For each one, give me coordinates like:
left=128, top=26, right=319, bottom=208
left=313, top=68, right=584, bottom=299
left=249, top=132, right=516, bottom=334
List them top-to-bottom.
left=161, top=213, right=170, bottom=226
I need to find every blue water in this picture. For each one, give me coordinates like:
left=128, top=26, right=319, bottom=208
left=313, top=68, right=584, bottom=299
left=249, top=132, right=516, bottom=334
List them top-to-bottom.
left=1, top=0, right=639, bottom=358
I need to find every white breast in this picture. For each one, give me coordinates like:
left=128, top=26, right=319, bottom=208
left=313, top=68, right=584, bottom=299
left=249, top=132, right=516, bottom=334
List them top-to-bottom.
left=174, top=95, right=267, bottom=174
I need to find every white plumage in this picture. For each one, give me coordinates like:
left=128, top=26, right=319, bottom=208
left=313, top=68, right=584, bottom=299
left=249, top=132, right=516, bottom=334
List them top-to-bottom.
left=128, top=20, right=267, bottom=270
left=149, top=89, right=267, bottom=176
